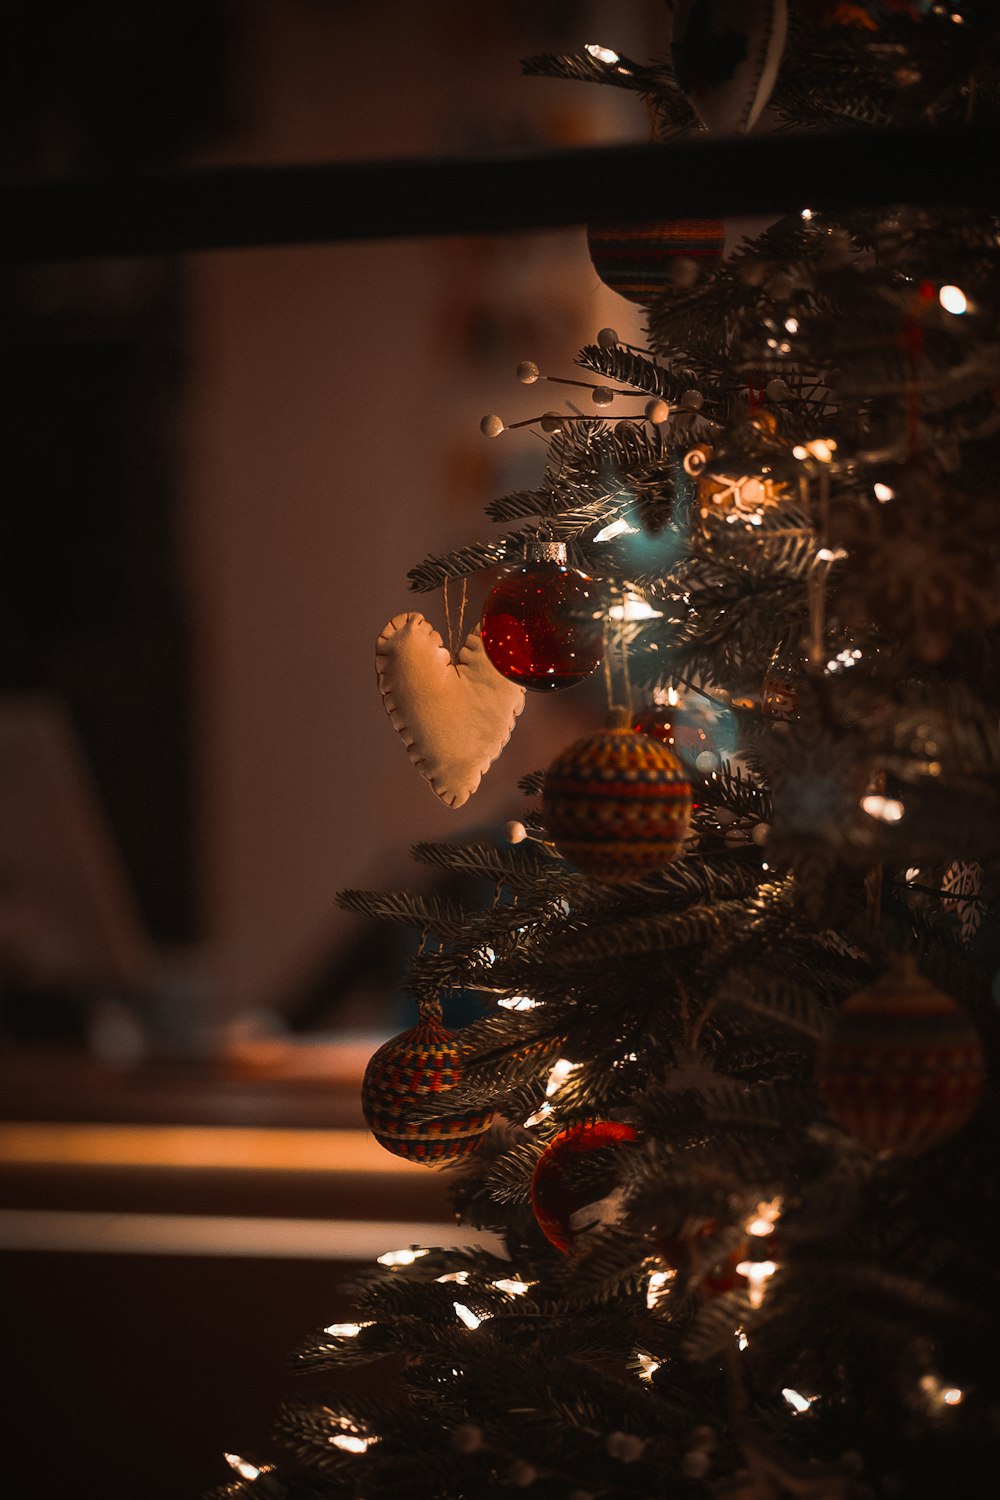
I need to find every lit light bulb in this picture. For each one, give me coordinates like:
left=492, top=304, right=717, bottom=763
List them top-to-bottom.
left=586, top=43, right=620, bottom=64
left=801, top=208, right=814, bottom=221
left=939, top=284, right=968, bottom=315
left=785, top=317, right=799, bottom=334
left=874, top=482, right=895, bottom=502
left=594, top=517, right=637, bottom=542
left=608, top=592, right=663, bottom=622
left=861, top=794, right=905, bottom=822
left=498, top=995, right=537, bottom=1010
left=545, top=1057, right=579, bottom=1097
left=746, top=1197, right=783, bottom=1236
left=377, top=1246, right=429, bottom=1268
left=735, top=1258, right=778, bottom=1309
left=646, top=1268, right=675, bottom=1309
left=436, top=1270, right=471, bottom=1286
left=494, top=1277, right=533, bottom=1296
left=454, top=1302, right=485, bottom=1330
left=323, top=1322, right=367, bottom=1337
left=737, top=1329, right=750, bottom=1351
left=635, top=1351, right=662, bottom=1381
left=782, top=1388, right=816, bottom=1414
left=332, top=1432, right=372, bottom=1454
left=225, top=1454, right=261, bottom=1481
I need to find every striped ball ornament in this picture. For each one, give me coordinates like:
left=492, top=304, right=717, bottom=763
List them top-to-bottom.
left=586, top=219, right=725, bottom=304
left=542, top=726, right=693, bottom=883
left=817, top=959, right=985, bottom=1157
left=362, top=1014, right=493, bottom=1165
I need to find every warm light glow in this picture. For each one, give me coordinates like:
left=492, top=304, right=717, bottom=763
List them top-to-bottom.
left=586, top=42, right=620, bottom=64
left=801, top=208, right=814, bottom=221
left=939, top=284, right=968, bottom=315
left=785, top=316, right=799, bottom=334
left=792, top=445, right=808, bottom=461
left=874, top=482, right=895, bottom=502
left=594, top=517, right=637, bottom=542
left=815, top=547, right=847, bottom=563
left=608, top=592, right=663, bottom=622
left=862, top=794, right=905, bottom=822
left=905, top=867, right=921, bottom=881
left=498, top=995, right=537, bottom=1011
left=545, top=1058, right=580, bottom=1097
left=523, top=1101, right=553, bottom=1127
left=746, top=1197, right=783, bottom=1236
left=377, top=1246, right=429, bottom=1268
left=736, top=1258, right=778, bottom=1309
left=646, top=1267, right=675, bottom=1309
left=437, top=1270, right=471, bottom=1286
left=494, top=1277, right=533, bottom=1296
left=454, top=1301, right=484, bottom=1330
left=323, top=1322, right=367, bottom=1337
left=737, top=1329, right=749, bottom=1351
left=635, top=1351, right=662, bottom=1381
left=920, top=1373, right=965, bottom=1408
left=943, top=1387, right=965, bottom=1406
left=782, top=1388, right=816, bottom=1414
left=331, top=1432, right=372, bottom=1454
left=225, top=1454, right=261, bottom=1480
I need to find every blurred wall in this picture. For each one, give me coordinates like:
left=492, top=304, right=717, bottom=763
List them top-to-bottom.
left=182, top=0, right=656, bottom=1019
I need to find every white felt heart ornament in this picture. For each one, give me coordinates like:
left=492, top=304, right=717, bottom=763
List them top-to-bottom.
left=376, top=612, right=525, bottom=808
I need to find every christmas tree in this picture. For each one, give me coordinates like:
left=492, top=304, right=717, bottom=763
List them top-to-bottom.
left=211, top=7, right=1000, bottom=1498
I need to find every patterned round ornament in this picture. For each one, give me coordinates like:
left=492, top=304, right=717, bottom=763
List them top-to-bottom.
left=586, top=219, right=725, bottom=304
left=480, top=542, right=603, bottom=691
left=542, top=720, right=693, bottom=883
left=816, top=958, right=985, bottom=1156
left=362, top=1013, right=493, bottom=1164
left=531, top=1121, right=638, bottom=1253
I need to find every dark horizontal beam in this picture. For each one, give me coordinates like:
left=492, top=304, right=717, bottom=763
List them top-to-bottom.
left=3, top=124, right=999, bottom=262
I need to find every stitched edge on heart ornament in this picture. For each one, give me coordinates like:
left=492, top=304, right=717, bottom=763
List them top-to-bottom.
left=376, top=612, right=526, bottom=808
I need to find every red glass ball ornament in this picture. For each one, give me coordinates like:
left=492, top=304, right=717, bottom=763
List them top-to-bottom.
left=480, top=551, right=603, bottom=691
left=542, top=726, right=693, bottom=883
left=816, top=959, right=985, bottom=1156
left=361, top=1013, right=493, bottom=1165
left=531, top=1121, right=638, bottom=1253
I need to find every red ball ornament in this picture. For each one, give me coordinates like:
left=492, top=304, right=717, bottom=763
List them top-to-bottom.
left=587, top=219, right=725, bottom=304
left=480, top=543, right=603, bottom=691
left=542, top=719, right=693, bottom=883
left=816, top=958, right=985, bottom=1156
left=362, top=1013, right=493, bottom=1165
left=531, top=1121, right=638, bottom=1253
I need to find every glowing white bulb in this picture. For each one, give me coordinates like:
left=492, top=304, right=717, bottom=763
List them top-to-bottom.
left=586, top=43, right=620, bottom=64
left=801, top=208, right=814, bottom=221
left=939, top=284, right=968, bottom=315
left=785, top=317, right=799, bottom=334
left=792, top=445, right=808, bottom=461
left=874, top=482, right=895, bottom=502
left=594, top=517, right=636, bottom=542
left=815, top=546, right=847, bottom=563
left=608, top=592, right=663, bottom=622
left=862, top=794, right=905, bottom=822
left=498, top=995, right=537, bottom=1011
left=545, top=1057, right=579, bottom=1097
left=523, top=1100, right=552, bottom=1127
left=746, top=1197, right=783, bottom=1236
left=377, top=1246, right=429, bottom=1268
left=736, top=1259, right=778, bottom=1309
left=646, top=1268, right=675, bottom=1309
left=437, top=1270, right=471, bottom=1286
left=494, top=1277, right=533, bottom=1296
left=454, top=1302, right=484, bottom=1330
left=324, top=1322, right=367, bottom=1338
left=737, top=1329, right=750, bottom=1351
left=635, top=1351, right=662, bottom=1381
left=943, top=1387, right=965, bottom=1406
left=782, top=1388, right=816, bottom=1414
left=332, top=1433, right=372, bottom=1454
left=225, top=1454, right=261, bottom=1480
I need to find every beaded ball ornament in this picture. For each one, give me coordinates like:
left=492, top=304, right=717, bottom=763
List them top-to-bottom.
left=586, top=219, right=725, bottom=303
left=542, top=725, right=693, bottom=883
left=816, top=958, right=985, bottom=1156
left=362, top=1012, right=493, bottom=1164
